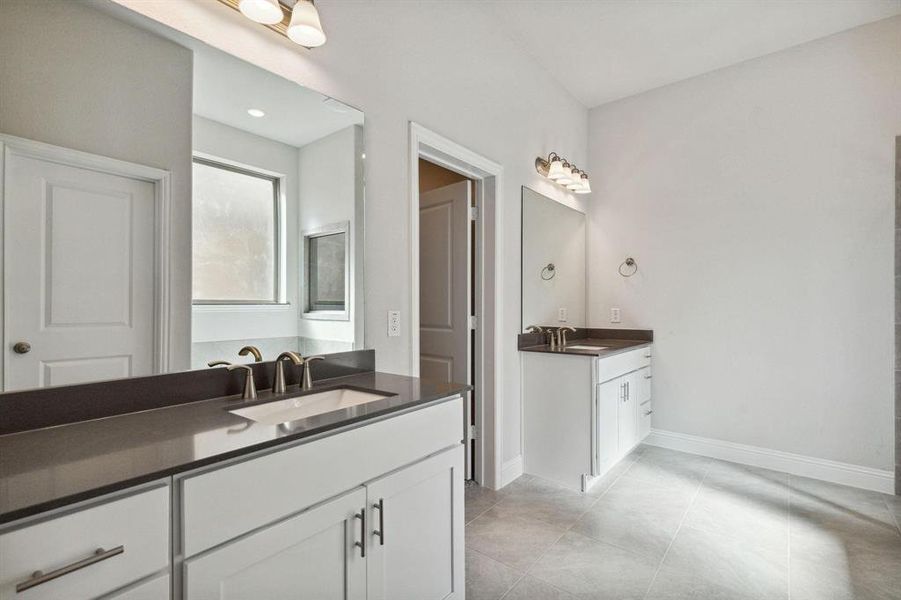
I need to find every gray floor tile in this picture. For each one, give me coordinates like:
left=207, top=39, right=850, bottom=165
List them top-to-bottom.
left=620, top=447, right=710, bottom=492
left=702, top=460, right=791, bottom=497
left=493, top=476, right=596, bottom=529
left=571, top=476, right=693, bottom=560
left=466, top=482, right=502, bottom=524
left=682, top=485, right=789, bottom=554
left=465, top=507, right=566, bottom=571
left=662, top=524, right=789, bottom=599
left=529, top=531, right=659, bottom=600
left=791, top=547, right=901, bottom=600
left=465, top=549, right=523, bottom=600
left=645, top=566, right=765, bottom=600
left=501, top=575, right=575, bottom=600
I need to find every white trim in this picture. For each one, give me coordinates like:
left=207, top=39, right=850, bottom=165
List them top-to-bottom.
left=409, top=122, right=504, bottom=490
left=0, top=134, right=173, bottom=386
left=645, top=428, right=895, bottom=494
left=500, top=455, right=524, bottom=488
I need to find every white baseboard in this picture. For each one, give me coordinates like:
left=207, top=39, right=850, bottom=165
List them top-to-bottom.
left=645, top=428, right=895, bottom=495
left=499, top=455, right=524, bottom=488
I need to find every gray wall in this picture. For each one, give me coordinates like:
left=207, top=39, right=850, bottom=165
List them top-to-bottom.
left=0, top=0, right=193, bottom=371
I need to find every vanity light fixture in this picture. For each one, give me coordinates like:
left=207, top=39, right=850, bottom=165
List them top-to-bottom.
left=221, top=0, right=327, bottom=48
left=238, top=0, right=283, bottom=24
left=247, top=108, right=266, bottom=117
left=535, top=152, right=591, bottom=195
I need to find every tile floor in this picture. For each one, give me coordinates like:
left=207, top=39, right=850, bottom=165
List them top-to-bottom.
left=465, top=445, right=901, bottom=600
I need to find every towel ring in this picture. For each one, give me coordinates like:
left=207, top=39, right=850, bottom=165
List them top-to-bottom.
left=618, top=257, right=638, bottom=277
left=541, top=263, right=556, bottom=280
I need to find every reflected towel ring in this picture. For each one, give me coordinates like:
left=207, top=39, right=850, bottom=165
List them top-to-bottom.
left=618, top=257, right=638, bottom=277
left=541, top=263, right=556, bottom=280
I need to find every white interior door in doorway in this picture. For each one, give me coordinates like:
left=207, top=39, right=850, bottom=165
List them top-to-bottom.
left=3, top=147, right=159, bottom=391
left=418, top=180, right=471, bottom=386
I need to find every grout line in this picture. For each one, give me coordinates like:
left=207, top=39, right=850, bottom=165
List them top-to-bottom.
left=639, top=457, right=711, bottom=599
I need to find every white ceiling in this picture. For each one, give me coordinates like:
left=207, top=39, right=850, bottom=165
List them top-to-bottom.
left=480, top=0, right=901, bottom=108
left=192, top=43, right=363, bottom=148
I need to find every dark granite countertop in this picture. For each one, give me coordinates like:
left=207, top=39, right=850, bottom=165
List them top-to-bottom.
left=519, top=338, right=651, bottom=358
left=0, top=372, right=469, bottom=524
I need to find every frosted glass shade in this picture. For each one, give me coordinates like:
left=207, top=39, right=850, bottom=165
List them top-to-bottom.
left=238, top=0, right=283, bottom=24
left=288, top=0, right=327, bottom=47
left=546, top=157, right=566, bottom=180
left=556, top=164, right=574, bottom=185
left=566, top=171, right=584, bottom=190
left=575, top=174, right=592, bottom=194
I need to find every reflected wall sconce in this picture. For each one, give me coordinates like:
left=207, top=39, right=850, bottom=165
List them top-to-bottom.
left=220, top=0, right=327, bottom=48
left=535, top=152, right=591, bottom=194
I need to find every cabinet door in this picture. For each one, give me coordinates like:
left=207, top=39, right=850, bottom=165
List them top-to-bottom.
left=618, top=373, right=639, bottom=456
left=596, top=379, right=621, bottom=474
left=366, top=446, right=465, bottom=600
left=184, top=488, right=366, bottom=600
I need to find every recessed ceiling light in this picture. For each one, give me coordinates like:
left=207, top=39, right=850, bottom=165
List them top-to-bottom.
left=247, top=108, right=266, bottom=118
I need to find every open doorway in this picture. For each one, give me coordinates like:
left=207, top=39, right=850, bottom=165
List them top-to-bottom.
left=418, top=159, right=478, bottom=479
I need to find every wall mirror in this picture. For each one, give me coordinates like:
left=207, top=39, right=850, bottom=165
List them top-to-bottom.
left=0, top=0, right=365, bottom=391
left=521, top=187, right=586, bottom=331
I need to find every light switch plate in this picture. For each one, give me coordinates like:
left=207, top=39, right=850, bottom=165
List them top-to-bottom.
left=558, top=307, right=568, bottom=322
left=610, top=307, right=621, bottom=323
left=387, top=310, right=401, bottom=337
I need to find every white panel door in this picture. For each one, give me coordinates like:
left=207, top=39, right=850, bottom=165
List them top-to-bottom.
left=4, top=153, right=156, bottom=390
left=419, top=180, right=470, bottom=385
left=596, top=379, right=620, bottom=475
left=366, top=446, right=465, bottom=600
left=184, top=487, right=367, bottom=600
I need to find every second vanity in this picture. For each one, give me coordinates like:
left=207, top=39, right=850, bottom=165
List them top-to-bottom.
left=521, top=330, right=653, bottom=492
left=0, top=353, right=467, bottom=600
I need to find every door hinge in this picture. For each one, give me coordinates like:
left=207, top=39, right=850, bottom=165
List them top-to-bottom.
left=469, top=206, right=478, bottom=221
left=469, top=315, right=478, bottom=330
left=468, top=424, right=478, bottom=440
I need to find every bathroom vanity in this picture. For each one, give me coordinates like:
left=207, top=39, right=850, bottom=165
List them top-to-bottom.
left=521, top=333, right=653, bottom=492
left=0, top=358, right=467, bottom=600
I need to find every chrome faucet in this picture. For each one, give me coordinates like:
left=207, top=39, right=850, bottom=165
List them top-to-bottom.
left=524, top=325, right=544, bottom=334
left=559, top=326, right=577, bottom=347
left=238, top=345, right=263, bottom=362
left=273, top=351, right=304, bottom=394
left=302, top=356, right=325, bottom=390
left=226, top=363, right=257, bottom=400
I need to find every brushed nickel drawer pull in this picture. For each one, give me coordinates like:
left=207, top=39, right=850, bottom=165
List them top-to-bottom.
left=644, top=374, right=652, bottom=379
left=644, top=410, right=654, bottom=416
left=373, top=498, right=385, bottom=545
left=354, top=509, right=366, bottom=557
left=16, top=546, right=124, bottom=593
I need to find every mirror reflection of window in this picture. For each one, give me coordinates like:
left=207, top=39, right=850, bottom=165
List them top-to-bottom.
left=192, top=158, right=282, bottom=304
left=308, top=232, right=347, bottom=311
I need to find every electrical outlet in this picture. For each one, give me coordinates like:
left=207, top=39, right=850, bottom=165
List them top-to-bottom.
left=558, top=307, right=568, bottom=322
left=610, top=307, right=621, bottom=323
left=387, top=310, right=401, bottom=337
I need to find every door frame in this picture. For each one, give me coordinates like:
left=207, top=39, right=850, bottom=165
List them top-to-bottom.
left=409, top=122, right=503, bottom=489
left=0, top=134, right=172, bottom=389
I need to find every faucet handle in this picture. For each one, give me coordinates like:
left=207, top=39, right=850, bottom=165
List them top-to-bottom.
left=524, top=325, right=544, bottom=334
left=301, top=356, right=325, bottom=390
left=208, top=360, right=231, bottom=367
left=226, top=363, right=257, bottom=400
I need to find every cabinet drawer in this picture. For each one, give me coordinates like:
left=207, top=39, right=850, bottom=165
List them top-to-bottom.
left=596, top=346, right=651, bottom=383
left=181, top=397, right=464, bottom=557
left=0, top=486, right=169, bottom=600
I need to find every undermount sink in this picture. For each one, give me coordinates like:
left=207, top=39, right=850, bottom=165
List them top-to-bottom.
left=565, top=345, right=609, bottom=351
left=230, top=387, right=391, bottom=425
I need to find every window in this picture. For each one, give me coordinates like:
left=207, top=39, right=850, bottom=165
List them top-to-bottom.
left=192, top=158, right=282, bottom=304
left=304, top=222, right=350, bottom=319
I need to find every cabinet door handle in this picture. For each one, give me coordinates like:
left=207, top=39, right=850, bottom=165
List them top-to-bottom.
left=644, top=374, right=652, bottom=379
left=644, top=410, right=654, bottom=416
left=373, top=498, right=385, bottom=545
left=354, top=509, right=366, bottom=557
left=16, top=546, right=124, bottom=593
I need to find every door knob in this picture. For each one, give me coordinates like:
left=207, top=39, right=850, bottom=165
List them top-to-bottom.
left=13, top=341, right=31, bottom=354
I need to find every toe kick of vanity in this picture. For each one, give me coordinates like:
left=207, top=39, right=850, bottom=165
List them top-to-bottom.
left=522, top=345, right=652, bottom=492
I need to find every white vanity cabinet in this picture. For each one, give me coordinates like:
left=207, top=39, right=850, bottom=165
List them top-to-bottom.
left=523, top=346, right=652, bottom=492
left=179, top=396, right=465, bottom=600
left=0, top=485, right=170, bottom=600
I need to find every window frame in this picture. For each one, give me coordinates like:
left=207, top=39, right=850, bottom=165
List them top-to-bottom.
left=191, top=155, right=287, bottom=306
left=302, top=221, right=351, bottom=321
